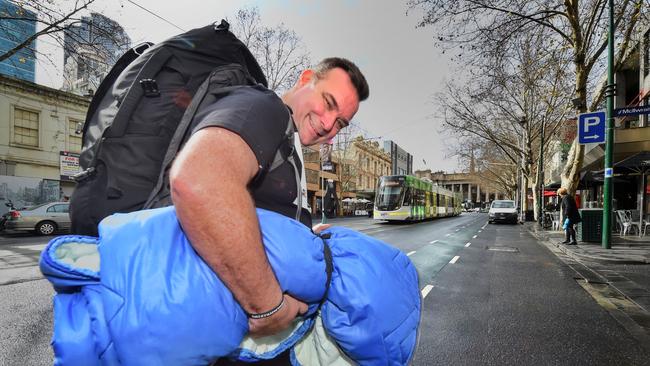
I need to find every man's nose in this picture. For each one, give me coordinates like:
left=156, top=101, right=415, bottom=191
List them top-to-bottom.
left=321, top=111, right=338, bottom=131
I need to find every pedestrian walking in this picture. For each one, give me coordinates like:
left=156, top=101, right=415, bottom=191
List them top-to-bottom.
left=557, top=187, right=581, bottom=245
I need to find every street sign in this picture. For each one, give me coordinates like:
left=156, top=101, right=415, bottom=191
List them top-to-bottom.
left=614, top=105, right=650, bottom=117
left=578, top=111, right=606, bottom=144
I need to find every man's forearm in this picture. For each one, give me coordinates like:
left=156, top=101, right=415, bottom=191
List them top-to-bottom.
left=169, top=128, right=283, bottom=314
left=173, top=178, right=283, bottom=314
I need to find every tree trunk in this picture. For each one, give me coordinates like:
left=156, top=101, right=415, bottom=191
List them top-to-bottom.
left=561, top=65, right=588, bottom=196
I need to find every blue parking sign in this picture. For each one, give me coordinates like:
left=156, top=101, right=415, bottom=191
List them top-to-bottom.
left=578, top=111, right=606, bottom=144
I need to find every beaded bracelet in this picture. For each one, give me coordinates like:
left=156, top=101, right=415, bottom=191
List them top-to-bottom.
left=247, top=296, right=285, bottom=319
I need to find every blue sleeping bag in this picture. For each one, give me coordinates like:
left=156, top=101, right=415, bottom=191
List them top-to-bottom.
left=40, top=207, right=421, bottom=365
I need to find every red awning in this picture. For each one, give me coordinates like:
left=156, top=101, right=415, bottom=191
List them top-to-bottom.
left=543, top=190, right=557, bottom=197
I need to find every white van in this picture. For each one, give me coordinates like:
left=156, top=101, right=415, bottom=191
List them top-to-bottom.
left=488, top=200, right=518, bottom=224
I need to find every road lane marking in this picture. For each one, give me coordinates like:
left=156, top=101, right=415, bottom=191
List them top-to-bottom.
left=455, top=229, right=460, bottom=232
left=478, top=230, right=482, bottom=233
left=445, top=233, right=451, bottom=237
left=472, top=235, right=477, bottom=239
left=429, top=240, right=439, bottom=244
left=465, top=242, right=471, bottom=247
left=407, top=251, right=416, bottom=256
left=449, top=256, right=460, bottom=264
left=421, top=285, right=434, bottom=298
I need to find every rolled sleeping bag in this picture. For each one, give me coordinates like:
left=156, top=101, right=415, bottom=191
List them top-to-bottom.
left=40, top=206, right=421, bottom=365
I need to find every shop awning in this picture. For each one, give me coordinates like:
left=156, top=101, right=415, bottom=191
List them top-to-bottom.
left=613, top=151, right=650, bottom=173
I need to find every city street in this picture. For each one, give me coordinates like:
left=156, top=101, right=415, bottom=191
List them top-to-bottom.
left=1, top=213, right=650, bottom=365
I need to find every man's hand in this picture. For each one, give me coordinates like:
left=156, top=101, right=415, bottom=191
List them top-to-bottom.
left=312, top=223, right=332, bottom=234
left=248, top=294, right=308, bottom=338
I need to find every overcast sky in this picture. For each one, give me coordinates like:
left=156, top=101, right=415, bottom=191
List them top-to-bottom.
left=36, top=0, right=461, bottom=172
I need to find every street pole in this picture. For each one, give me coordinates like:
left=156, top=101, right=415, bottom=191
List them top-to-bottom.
left=602, top=0, right=614, bottom=249
left=537, top=119, right=545, bottom=227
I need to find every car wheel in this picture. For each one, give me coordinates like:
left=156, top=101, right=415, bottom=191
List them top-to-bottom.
left=36, top=221, right=57, bottom=236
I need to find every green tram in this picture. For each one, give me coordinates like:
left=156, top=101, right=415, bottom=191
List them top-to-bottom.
left=373, top=175, right=462, bottom=221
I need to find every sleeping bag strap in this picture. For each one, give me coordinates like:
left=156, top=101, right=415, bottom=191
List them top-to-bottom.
left=317, top=233, right=334, bottom=312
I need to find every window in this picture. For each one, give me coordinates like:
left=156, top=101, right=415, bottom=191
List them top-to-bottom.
left=13, top=107, right=39, bottom=146
left=68, top=119, right=83, bottom=153
left=47, top=204, right=69, bottom=213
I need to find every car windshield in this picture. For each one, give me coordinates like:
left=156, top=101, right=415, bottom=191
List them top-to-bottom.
left=375, top=177, right=405, bottom=211
left=492, top=201, right=515, bottom=208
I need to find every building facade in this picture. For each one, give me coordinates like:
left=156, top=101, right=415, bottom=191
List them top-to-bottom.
left=0, top=0, right=36, bottom=82
left=62, top=13, right=130, bottom=95
left=0, top=74, right=89, bottom=213
left=350, top=137, right=391, bottom=199
left=384, top=140, right=413, bottom=175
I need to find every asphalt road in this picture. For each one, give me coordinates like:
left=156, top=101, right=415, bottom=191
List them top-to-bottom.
left=1, top=213, right=649, bottom=365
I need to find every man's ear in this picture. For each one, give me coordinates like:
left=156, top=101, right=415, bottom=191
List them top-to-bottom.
left=298, top=69, right=315, bottom=86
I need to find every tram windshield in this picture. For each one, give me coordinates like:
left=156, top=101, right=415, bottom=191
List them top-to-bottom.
left=375, top=176, right=405, bottom=211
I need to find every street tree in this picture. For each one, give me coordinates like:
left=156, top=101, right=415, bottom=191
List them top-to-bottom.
left=410, top=0, right=646, bottom=194
left=231, top=6, right=311, bottom=93
left=439, top=27, right=572, bottom=219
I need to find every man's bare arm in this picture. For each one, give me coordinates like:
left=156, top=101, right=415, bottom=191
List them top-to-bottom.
left=170, top=127, right=306, bottom=336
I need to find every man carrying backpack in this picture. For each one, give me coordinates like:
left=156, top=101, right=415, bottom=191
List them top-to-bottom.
left=69, top=21, right=368, bottom=363
left=170, top=57, right=368, bottom=364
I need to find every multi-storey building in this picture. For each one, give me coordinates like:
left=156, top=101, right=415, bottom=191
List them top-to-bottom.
left=0, top=0, right=37, bottom=82
left=62, top=13, right=130, bottom=95
left=0, top=74, right=89, bottom=213
left=349, top=137, right=391, bottom=199
left=383, top=140, right=412, bottom=175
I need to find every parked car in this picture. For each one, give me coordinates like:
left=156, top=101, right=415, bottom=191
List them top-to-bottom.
left=488, top=200, right=518, bottom=224
left=2, top=202, right=71, bottom=235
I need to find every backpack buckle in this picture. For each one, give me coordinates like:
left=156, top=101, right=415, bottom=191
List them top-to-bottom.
left=214, top=19, right=230, bottom=32
left=139, top=79, right=160, bottom=97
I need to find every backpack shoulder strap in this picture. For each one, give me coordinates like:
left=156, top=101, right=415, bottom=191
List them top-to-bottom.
left=143, top=64, right=256, bottom=209
left=268, top=112, right=303, bottom=221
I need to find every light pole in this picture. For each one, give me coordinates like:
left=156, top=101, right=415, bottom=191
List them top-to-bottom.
left=602, top=0, right=614, bottom=249
left=518, top=117, right=527, bottom=223
left=537, top=119, right=546, bottom=227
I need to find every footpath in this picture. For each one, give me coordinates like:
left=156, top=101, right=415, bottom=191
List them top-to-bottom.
left=526, top=223, right=650, bottom=348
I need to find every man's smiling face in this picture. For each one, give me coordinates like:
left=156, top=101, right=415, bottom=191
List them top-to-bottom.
left=288, top=68, right=360, bottom=146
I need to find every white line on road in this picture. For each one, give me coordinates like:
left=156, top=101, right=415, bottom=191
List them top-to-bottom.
left=481, top=222, right=488, bottom=229
left=455, top=229, right=460, bottom=232
left=478, top=230, right=482, bottom=233
left=445, top=233, right=451, bottom=237
left=472, top=235, right=477, bottom=239
left=429, top=240, right=439, bottom=244
left=465, top=242, right=471, bottom=247
left=407, top=251, right=416, bottom=256
left=449, top=256, right=460, bottom=264
left=421, top=285, right=434, bottom=298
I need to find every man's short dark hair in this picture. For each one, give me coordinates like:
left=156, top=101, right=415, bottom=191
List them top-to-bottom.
left=314, top=57, right=369, bottom=101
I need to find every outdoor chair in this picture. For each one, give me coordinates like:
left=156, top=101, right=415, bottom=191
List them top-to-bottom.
left=615, top=210, right=636, bottom=236
left=625, top=210, right=641, bottom=235
left=551, top=211, right=561, bottom=231
left=643, top=219, right=650, bottom=237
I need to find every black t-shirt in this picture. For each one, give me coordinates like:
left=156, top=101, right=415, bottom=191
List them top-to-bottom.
left=190, top=84, right=311, bottom=227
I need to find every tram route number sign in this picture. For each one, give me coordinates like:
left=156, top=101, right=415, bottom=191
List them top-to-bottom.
left=578, top=111, right=605, bottom=144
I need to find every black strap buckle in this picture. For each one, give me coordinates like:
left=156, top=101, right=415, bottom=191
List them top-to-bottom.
left=139, top=79, right=160, bottom=97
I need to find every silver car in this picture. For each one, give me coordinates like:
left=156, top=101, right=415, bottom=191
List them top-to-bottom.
left=2, top=202, right=71, bottom=235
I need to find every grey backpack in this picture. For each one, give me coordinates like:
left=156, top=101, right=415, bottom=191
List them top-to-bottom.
left=70, top=20, right=296, bottom=236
